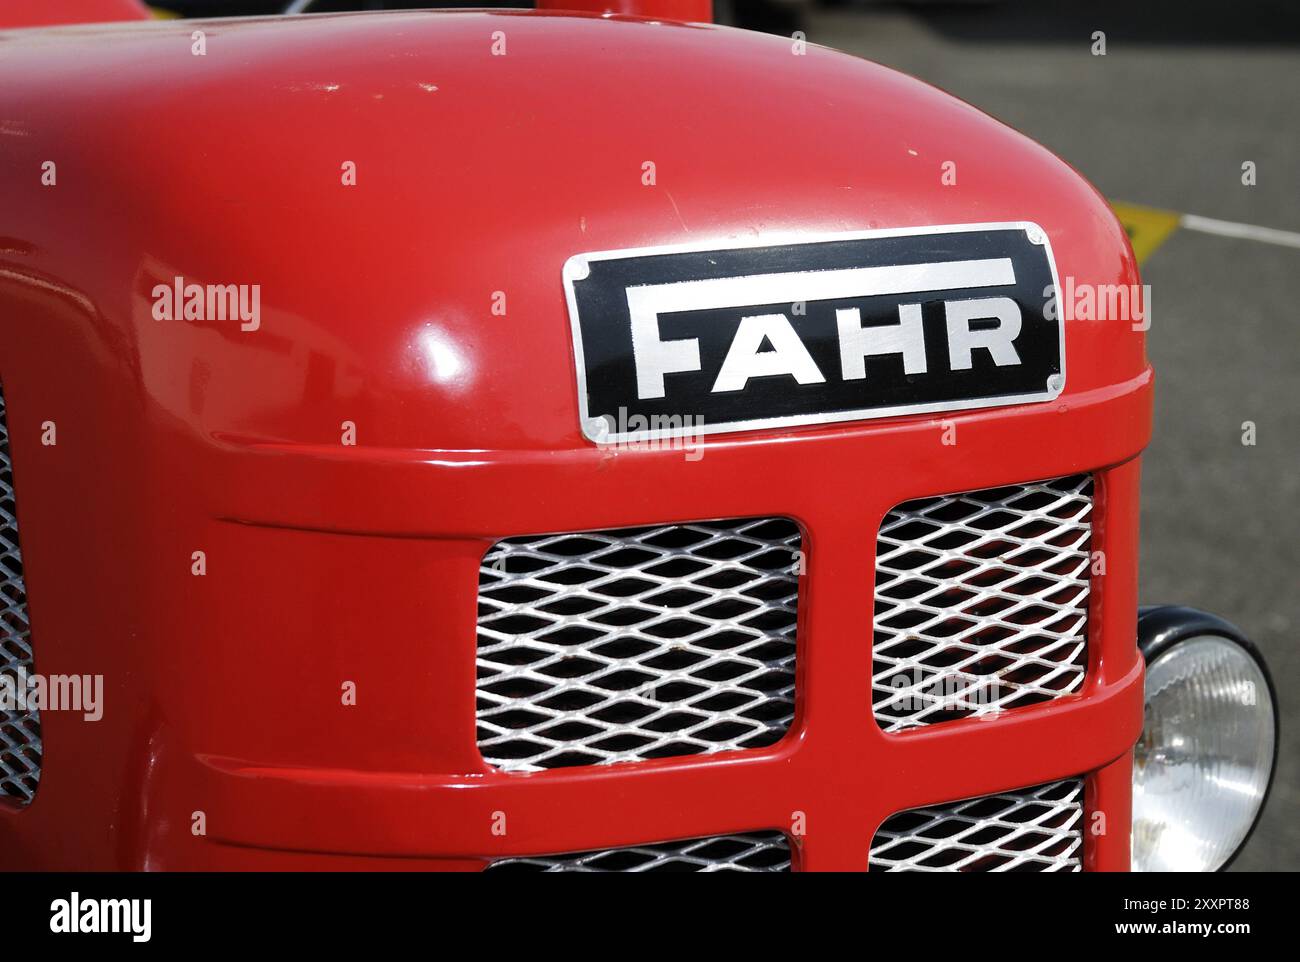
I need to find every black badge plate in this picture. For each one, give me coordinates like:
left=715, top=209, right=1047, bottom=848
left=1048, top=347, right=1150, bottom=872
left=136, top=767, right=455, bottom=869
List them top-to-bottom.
left=563, top=223, right=1064, bottom=443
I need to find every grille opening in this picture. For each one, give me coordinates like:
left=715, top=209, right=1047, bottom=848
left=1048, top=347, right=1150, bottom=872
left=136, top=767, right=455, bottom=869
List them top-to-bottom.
left=0, top=382, right=39, bottom=806
left=872, top=474, right=1093, bottom=732
left=476, top=518, right=801, bottom=771
left=870, top=779, right=1085, bottom=872
left=487, top=831, right=792, bottom=872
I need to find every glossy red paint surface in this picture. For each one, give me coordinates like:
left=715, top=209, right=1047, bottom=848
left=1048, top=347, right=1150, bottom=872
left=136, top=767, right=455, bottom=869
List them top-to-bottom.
left=0, top=0, right=149, bottom=29
left=537, top=0, right=712, bottom=23
left=0, top=11, right=1147, bottom=870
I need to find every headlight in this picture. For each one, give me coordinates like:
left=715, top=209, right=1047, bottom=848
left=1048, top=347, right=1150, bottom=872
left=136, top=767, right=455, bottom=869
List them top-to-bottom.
left=1132, top=607, right=1278, bottom=872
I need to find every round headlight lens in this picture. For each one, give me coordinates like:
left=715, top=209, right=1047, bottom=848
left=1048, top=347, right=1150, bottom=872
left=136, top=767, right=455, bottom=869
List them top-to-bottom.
left=1132, top=635, right=1276, bottom=871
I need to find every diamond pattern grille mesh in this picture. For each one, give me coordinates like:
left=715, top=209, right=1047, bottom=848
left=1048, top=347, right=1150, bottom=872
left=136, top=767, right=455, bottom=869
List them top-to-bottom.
left=0, top=383, right=39, bottom=806
left=872, top=474, right=1093, bottom=732
left=476, top=518, right=800, bottom=771
left=870, top=779, right=1085, bottom=872
left=487, top=831, right=792, bottom=872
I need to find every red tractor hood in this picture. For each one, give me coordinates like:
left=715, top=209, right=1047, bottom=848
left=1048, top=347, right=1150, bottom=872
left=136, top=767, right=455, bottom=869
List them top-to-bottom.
left=0, top=10, right=1145, bottom=453
left=0, top=11, right=1148, bottom=871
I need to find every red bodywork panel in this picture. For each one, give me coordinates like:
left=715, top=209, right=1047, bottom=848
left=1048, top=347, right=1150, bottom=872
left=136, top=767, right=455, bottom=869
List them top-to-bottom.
left=0, top=0, right=150, bottom=29
left=537, top=0, right=713, bottom=21
left=0, top=11, right=1148, bottom=870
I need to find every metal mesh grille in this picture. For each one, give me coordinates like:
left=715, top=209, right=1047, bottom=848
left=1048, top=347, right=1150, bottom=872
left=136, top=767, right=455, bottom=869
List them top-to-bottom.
left=0, top=383, right=39, bottom=806
left=872, top=474, right=1092, bottom=732
left=476, top=518, right=800, bottom=771
left=870, top=779, right=1084, bottom=872
left=487, top=831, right=792, bottom=872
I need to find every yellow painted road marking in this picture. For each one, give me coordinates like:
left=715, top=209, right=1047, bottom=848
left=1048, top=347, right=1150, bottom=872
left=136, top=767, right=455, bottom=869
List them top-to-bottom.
left=1111, top=201, right=1181, bottom=266
left=1111, top=202, right=1300, bottom=263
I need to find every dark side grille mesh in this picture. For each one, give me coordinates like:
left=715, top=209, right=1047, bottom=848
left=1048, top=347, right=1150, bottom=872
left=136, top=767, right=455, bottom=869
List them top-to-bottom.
left=0, top=383, right=39, bottom=806
left=872, top=474, right=1093, bottom=732
left=476, top=518, right=800, bottom=771
left=870, top=779, right=1085, bottom=871
left=487, top=831, right=792, bottom=872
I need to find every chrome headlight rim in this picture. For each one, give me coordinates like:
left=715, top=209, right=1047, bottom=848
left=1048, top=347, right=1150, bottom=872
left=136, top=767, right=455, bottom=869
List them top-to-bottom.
left=1135, top=605, right=1280, bottom=872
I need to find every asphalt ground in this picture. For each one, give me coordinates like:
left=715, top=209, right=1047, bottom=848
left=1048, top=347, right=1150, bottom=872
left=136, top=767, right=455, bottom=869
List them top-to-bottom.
left=788, top=0, right=1299, bottom=870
